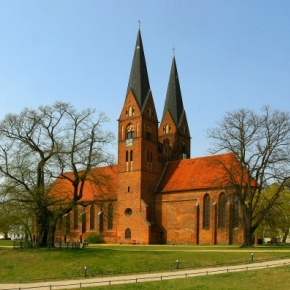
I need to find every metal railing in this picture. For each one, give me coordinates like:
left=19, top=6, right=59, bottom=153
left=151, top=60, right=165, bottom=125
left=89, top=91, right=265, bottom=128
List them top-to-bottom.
left=1, top=260, right=290, bottom=290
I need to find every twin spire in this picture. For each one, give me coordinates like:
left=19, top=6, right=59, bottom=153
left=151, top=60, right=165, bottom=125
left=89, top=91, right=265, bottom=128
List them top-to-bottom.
left=126, top=28, right=151, bottom=112
left=127, top=28, right=185, bottom=126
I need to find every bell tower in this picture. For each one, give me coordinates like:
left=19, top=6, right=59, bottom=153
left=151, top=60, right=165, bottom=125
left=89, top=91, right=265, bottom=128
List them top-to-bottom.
left=116, top=28, right=162, bottom=244
left=158, top=54, right=191, bottom=162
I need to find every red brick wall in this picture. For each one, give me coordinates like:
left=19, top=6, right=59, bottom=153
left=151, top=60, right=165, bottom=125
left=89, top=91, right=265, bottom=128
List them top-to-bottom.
left=155, top=189, right=244, bottom=245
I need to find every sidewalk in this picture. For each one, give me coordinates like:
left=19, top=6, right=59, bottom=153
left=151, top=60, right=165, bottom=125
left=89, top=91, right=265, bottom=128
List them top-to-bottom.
left=1, top=258, right=290, bottom=290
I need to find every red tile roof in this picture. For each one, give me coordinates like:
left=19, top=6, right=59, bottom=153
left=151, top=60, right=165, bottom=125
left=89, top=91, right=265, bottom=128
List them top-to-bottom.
left=157, top=152, right=248, bottom=193
left=51, top=153, right=253, bottom=202
left=51, top=165, right=118, bottom=202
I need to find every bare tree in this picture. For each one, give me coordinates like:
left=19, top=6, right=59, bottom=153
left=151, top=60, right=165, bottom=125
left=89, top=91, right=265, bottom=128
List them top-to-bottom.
left=0, top=102, right=115, bottom=247
left=207, top=106, right=290, bottom=247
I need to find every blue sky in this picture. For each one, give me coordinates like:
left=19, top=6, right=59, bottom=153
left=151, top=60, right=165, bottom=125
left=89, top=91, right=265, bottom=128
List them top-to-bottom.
left=0, top=0, right=289, bottom=158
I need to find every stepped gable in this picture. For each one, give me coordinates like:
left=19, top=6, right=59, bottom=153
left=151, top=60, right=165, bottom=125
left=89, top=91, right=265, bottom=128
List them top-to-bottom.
left=157, top=152, right=249, bottom=193
left=51, top=165, right=118, bottom=202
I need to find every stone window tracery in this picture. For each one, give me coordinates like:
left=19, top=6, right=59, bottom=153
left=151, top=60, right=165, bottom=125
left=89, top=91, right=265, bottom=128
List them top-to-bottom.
left=126, top=124, right=135, bottom=139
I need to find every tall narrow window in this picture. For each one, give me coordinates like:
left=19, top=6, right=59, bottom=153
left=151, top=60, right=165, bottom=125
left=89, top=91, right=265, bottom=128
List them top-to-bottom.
left=128, top=106, right=135, bottom=117
left=165, top=124, right=171, bottom=134
left=146, top=126, right=152, bottom=139
left=182, top=143, right=187, bottom=159
left=130, top=150, right=133, bottom=171
left=126, top=151, right=129, bottom=171
left=218, top=193, right=227, bottom=228
left=203, top=194, right=210, bottom=229
left=233, top=196, right=239, bottom=228
left=108, top=203, right=113, bottom=230
left=90, top=205, right=95, bottom=230
left=74, top=207, right=78, bottom=230
left=98, top=211, right=104, bottom=233
left=81, top=212, right=86, bottom=233
left=65, top=213, right=70, bottom=233
left=58, top=216, right=63, bottom=230
left=125, top=228, right=131, bottom=239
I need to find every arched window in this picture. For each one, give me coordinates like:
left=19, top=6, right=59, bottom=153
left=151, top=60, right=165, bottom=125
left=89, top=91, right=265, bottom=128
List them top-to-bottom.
left=128, top=106, right=134, bottom=117
left=126, top=124, right=135, bottom=139
left=165, top=124, right=171, bottom=134
left=146, top=126, right=152, bottom=139
left=182, top=143, right=187, bottom=159
left=125, top=150, right=129, bottom=171
left=130, top=150, right=133, bottom=171
left=126, top=151, right=129, bottom=162
left=147, top=151, right=153, bottom=171
left=218, top=193, right=227, bottom=228
left=203, top=194, right=210, bottom=229
left=233, top=196, right=239, bottom=228
left=108, top=203, right=113, bottom=230
left=90, top=205, right=95, bottom=230
left=73, top=207, right=78, bottom=230
left=98, top=211, right=104, bottom=233
left=81, top=212, right=86, bottom=233
left=65, top=213, right=70, bottom=233
left=58, top=216, right=63, bottom=230
left=125, top=228, right=131, bottom=239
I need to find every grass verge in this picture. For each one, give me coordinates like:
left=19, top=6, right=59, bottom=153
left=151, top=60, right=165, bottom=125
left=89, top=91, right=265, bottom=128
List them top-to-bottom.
left=0, top=241, right=289, bottom=285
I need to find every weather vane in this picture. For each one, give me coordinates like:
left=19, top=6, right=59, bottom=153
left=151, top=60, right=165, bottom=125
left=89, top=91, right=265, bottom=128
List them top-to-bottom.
left=138, top=18, right=141, bottom=29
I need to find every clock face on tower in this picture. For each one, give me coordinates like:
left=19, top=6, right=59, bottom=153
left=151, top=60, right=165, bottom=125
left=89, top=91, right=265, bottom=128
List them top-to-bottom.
left=126, top=138, right=133, bottom=147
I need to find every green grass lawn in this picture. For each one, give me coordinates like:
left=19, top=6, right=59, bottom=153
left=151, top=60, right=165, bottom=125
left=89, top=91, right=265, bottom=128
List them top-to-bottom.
left=1, top=241, right=290, bottom=285
left=87, top=265, right=290, bottom=290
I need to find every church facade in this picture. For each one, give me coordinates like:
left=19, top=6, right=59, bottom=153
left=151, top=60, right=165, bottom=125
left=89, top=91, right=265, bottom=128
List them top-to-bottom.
left=55, top=29, right=244, bottom=245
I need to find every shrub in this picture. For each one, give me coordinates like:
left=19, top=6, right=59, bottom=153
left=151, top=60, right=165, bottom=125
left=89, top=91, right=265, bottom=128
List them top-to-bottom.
left=85, top=233, right=103, bottom=244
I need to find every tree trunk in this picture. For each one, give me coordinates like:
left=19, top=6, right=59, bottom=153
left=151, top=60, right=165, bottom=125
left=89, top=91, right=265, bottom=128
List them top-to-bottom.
left=241, top=208, right=255, bottom=247
left=35, top=209, right=53, bottom=247
left=47, top=219, right=57, bottom=247
left=242, top=226, right=254, bottom=247
left=282, top=228, right=289, bottom=243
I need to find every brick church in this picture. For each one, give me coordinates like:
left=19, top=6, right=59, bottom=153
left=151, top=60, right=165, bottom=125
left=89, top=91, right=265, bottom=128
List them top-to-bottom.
left=55, top=28, right=244, bottom=245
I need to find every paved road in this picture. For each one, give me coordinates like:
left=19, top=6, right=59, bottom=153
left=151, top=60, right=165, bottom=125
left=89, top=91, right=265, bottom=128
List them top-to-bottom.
left=1, top=258, right=290, bottom=290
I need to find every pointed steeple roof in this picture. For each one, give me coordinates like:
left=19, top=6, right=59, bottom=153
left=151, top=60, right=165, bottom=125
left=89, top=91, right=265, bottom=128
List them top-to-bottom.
left=126, top=28, right=151, bottom=111
left=162, top=55, right=184, bottom=127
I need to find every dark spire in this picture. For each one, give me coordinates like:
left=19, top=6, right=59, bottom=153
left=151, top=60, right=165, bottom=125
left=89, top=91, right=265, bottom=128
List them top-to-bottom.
left=126, top=28, right=151, bottom=111
left=162, top=55, right=184, bottom=126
